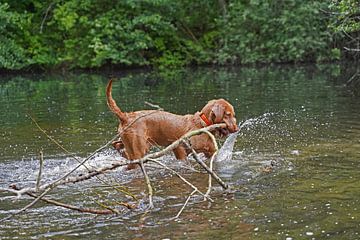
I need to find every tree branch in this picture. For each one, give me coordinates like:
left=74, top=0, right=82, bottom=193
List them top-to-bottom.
left=1, top=122, right=228, bottom=221
left=140, top=161, right=154, bottom=209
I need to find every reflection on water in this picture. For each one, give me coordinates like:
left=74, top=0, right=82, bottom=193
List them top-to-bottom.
left=0, top=64, right=360, bottom=239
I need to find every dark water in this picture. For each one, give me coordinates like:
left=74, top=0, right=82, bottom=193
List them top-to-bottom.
left=0, top=64, right=359, bottom=239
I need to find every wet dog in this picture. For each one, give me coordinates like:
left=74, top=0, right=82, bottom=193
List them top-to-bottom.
left=106, top=79, right=238, bottom=169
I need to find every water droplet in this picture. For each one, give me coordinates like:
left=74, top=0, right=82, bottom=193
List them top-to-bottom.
left=290, top=150, right=300, bottom=155
left=306, top=232, right=314, bottom=236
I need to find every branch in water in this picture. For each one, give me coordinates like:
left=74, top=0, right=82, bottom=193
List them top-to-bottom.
left=2, top=115, right=228, bottom=221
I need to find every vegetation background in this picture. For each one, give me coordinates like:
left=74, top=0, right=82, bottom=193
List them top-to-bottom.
left=0, top=0, right=359, bottom=71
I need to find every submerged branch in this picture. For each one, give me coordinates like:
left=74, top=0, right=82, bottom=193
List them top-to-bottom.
left=2, top=121, right=229, bottom=220
left=183, top=139, right=227, bottom=190
left=35, top=150, right=44, bottom=192
left=148, top=158, right=213, bottom=202
left=140, top=162, right=154, bottom=209
left=10, top=185, right=116, bottom=215
left=174, top=190, right=197, bottom=219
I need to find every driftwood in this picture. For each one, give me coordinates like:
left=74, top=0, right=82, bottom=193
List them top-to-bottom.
left=1, top=109, right=231, bottom=222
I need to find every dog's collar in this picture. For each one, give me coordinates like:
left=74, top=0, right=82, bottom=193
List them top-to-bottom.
left=200, top=112, right=212, bottom=126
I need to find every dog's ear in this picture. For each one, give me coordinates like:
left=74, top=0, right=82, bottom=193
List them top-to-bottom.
left=210, top=103, right=225, bottom=123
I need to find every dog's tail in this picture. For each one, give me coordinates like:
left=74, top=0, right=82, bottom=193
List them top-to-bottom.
left=106, top=79, right=127, bottom=123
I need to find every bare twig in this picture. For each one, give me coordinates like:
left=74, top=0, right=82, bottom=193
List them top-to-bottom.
left=40, top=2, right=54, bottom=33
left=178, top=22, right=198, bottom=43
left=344, top=47, right=360, bottom=52
left=346, top=71, right=359, bottom=85
left=2, top=92, right=233, bottom=222
left=144, top=101, right=163, bottom=110
left=28, top=113, right=140, bottom=198
left=28, top=113, right=138, bottom=196
left=28, top=114, right=118, bottom=170
left=1, top=115, right=120, bottom=223
left=2, top=123, right=227, bottom=221
left=11, top=124, right=225, bottom=194
left=145, top=124, right=225, bottom=160
left=2, top=125, right=223, bottom=192
left=181, top=129, right=219, bottom=196
left=204, top=129, right=219, bottom=196
left=182, top=130, right=227, bottom=190
left=35, top=150, right=44, bottom=192
left=205, top=152, right=217, bottom=197
left=192, top=154, right=227, bottom=189
left=148, top=158, right=213, bottom=202
left=140, top=161, right=154, bottom=209
left=11, top=185, right=117, bottom=215
left=0, top=187, right=52, bottom=223
left=0, top=187, right=32, bottom=198
left=174, top=190, right=196, bottom=219
left=93, top=199, right=120, bottom=214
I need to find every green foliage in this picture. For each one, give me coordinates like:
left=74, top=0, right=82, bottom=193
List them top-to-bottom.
left=0, top=0, right=357, bottom=70
left=17, top=0, right=220, bottom=69
left=217, top=0, right=337, bottom=64
left=328, top=0, right=360, bottom=55
left=329, top=0, right=360, bottom=33
left=0, top=3, right=31, bottom=69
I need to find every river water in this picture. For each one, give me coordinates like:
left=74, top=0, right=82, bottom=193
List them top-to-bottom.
left=0, top=64, right=359, bottom=239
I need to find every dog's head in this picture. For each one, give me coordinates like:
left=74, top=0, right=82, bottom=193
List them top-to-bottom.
left=201, top=99, right=238, bottom=137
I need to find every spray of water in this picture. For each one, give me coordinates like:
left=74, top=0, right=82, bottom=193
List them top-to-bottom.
left=216, top=112, right=275, bottom=162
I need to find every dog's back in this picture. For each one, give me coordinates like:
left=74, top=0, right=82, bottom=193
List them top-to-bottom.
left=106, top=79, right=238, bottom=169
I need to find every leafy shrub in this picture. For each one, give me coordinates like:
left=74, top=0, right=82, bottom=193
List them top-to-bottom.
left=0, top=0, right=357, bottom=70
left=216, top=0, right=338, bottom=64
left=0, top=3, right=30, bottom=69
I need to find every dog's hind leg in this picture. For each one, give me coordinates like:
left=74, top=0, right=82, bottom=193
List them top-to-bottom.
left=173, top=146, right=187, bottom=160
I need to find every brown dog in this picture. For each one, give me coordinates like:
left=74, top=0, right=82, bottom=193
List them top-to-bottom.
left=106, top=79, right=238, bottom=169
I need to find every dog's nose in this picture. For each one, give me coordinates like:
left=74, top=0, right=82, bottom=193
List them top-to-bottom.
left=228, top=123, right=238, bottom=133
left=233, top=124, right=239, bottom=132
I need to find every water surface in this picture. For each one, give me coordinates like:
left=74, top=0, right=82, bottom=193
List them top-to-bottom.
left=0, top=64, right=359, bottom=239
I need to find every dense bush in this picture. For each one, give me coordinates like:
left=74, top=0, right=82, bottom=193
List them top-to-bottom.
left=0, top=0, right=358, bottom=70
left=217, top=0, right=339, bottom=64
left=328, top=0, right=360, bottom=59
left=0, top=3, right=30, bottom=69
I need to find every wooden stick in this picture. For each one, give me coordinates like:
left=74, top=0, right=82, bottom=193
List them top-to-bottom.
left=29, top=114, right=136, bottom=198
left=1, top=115, right=120, bottom=223
left=1, top=123, right=227, bottom=221
left=7, top=124, right=226, bottom=196
left=203, top=129, right=219, bottom=196
left=182, top=138, right=227, bottom=190
left=35, top=150, right=44, bottom=192
left=205, top=152, right=217, bottom=197
left=192, top=155, right=227, bottom=189
left=148, top=159, right=213, bottom=202
left=140, top=161, right=154, bottom=209
left=12, top=185, right=117, bottom=215
left=0, top=187, right=52, bottom=223
left=174, top=190, right=196, bottom=219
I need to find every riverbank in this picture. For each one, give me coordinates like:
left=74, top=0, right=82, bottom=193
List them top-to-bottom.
left=1, top=1, right=358, bottom=71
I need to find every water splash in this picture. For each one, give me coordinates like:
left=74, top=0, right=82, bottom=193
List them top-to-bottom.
left=216, top=112, right=275, bottom=162
left=0, top=150, right=124, bottom=193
